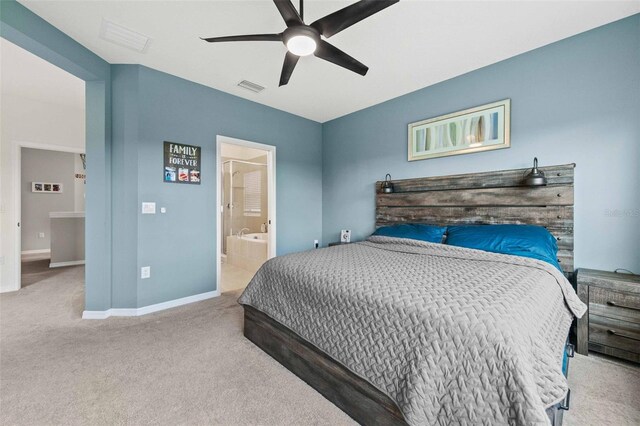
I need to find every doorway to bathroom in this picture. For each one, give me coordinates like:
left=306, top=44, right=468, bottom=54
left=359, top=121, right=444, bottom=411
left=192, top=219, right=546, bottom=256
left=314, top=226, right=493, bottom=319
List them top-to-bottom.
left=216, top=136, right=276, bottom=293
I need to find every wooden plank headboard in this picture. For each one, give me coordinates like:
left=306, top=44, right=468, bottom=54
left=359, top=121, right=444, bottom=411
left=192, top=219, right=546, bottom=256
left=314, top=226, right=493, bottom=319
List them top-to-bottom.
left=375, top=164, right=576, bottom=275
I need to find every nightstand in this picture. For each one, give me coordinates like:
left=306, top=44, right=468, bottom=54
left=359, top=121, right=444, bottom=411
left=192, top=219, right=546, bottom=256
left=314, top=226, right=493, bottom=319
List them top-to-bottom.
left=576, top=268, right=640, bottom=363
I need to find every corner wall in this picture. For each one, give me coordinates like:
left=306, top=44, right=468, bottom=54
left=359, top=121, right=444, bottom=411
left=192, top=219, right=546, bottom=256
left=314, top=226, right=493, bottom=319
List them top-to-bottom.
left=1, top=0, right=322, bottom=311
left=322, top=14, right=640, bottom=271
left=111, top=65, right=323, bottom=308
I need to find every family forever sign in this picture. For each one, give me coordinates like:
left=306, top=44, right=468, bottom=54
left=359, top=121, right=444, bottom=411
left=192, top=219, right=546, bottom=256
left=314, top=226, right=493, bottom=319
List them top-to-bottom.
left=164, top=141, right=201, bottom=184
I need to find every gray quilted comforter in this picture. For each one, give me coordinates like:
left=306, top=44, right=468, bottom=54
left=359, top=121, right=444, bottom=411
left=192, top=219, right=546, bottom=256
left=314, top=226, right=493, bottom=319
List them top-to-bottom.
left=238, top=236, right=587, bottom=425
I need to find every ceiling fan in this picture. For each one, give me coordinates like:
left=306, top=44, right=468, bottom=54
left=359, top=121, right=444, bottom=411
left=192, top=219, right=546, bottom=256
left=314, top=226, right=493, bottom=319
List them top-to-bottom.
left=201, top=0, right=399, bottom=86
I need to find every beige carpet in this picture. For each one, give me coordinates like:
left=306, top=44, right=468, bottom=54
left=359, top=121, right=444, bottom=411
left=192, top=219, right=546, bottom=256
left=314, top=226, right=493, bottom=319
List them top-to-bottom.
left=1, top=265, right=639, bottom=425
left=566, top=352, right=640, bottom=425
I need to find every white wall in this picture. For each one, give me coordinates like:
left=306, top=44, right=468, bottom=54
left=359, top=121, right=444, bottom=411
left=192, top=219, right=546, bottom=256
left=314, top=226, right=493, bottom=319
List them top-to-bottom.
left=1, top=96, right=85, bottom=292
left=21, top=148, right=79, bottom=251
left=74, top=153, right=86, bottom=211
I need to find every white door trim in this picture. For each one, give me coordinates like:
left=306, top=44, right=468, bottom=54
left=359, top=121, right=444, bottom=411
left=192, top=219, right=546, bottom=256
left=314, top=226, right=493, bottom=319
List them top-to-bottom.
left=216, top=135, right=276, bottom=295
left=10, top=141, right=85, bottom=292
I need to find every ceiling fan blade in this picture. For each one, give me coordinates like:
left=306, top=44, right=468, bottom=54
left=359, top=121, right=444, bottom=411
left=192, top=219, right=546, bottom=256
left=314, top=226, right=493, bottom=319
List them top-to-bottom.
left=273, top=0, right=304, bottom=27
left=311, top=0, right=399, bottom=38
left=201, top=34, right=283, bottom=43
left=314, top=40, right=368, bottom=76
left=279, top=51, right=300, bottom=86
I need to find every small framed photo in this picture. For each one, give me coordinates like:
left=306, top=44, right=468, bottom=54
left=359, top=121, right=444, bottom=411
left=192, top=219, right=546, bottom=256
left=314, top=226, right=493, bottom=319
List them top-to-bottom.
left=31, top=182, right=63, bottom=193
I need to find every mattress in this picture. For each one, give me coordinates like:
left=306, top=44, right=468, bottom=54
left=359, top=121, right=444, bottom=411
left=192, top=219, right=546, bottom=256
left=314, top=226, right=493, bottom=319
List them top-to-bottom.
left=239, top=236, right=586, bottom=425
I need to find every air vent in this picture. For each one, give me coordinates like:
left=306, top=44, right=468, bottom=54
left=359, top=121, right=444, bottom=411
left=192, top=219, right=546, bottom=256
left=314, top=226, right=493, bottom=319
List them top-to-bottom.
left=99, top=19, right=151, bottom=53
left=237, top=80, right=265, bottom=93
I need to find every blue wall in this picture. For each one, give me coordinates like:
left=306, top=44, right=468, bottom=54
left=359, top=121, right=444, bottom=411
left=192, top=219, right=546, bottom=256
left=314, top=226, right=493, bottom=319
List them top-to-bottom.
left=1, top=0, right=113, bottom=310
left=2, top=0, right=322, bottom=310
left=4, top=0, right=638, bottom=311
left=322, top=14, right=640, bottom=272
left=111, top=65, right=323, bottom=308
left=111, top=66, right=140, bottom=308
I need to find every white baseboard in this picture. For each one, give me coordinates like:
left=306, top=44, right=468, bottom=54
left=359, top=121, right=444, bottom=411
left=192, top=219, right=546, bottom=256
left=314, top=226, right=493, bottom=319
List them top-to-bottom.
left=21, top=249, right=51, bottom=255
left=49, top=260, right=85, bottom=268
left=82, top=290, right=219, bottom=319
left=81, top=310, right=112, bottom=320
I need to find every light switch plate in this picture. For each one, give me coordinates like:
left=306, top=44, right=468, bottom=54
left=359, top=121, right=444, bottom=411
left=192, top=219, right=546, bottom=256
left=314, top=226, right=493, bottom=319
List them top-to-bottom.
left=141, top=202, right=156, bottom=214
left=141, top=266, right=151, bottom=279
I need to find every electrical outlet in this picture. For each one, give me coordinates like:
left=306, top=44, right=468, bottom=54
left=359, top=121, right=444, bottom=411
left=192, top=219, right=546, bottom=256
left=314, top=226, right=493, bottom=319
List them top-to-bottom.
left=38, top=232, right=45, bottom=239
left=314, top=240, right=319, bottom=249
left=141, top=266, right=151, bottom=279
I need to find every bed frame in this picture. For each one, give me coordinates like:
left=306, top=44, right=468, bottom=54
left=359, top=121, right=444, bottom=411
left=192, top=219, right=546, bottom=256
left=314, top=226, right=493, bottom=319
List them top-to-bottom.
left=244, top=163, right=576, bottom=425
left=375, top=163, right=576, bottom=278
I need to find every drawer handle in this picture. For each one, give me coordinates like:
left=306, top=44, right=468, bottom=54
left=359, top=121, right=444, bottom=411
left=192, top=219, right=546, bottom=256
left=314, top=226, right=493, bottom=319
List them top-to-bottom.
left=606, top=301, right=640, bottom=311
left=607, top=329, right=640, bottom=342
left=565, top=343, right=575, bottom=358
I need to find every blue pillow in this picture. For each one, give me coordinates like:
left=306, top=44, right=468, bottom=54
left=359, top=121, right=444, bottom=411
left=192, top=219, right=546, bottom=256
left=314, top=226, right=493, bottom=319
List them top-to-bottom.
left=373, top=224, right=447, bottom=243
left=445, top=224, right=561, bottom=270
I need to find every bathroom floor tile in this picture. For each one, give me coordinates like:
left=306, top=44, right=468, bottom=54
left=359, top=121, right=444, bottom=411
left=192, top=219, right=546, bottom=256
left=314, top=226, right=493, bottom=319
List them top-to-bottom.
left=221, top=263, right=256, bottom=293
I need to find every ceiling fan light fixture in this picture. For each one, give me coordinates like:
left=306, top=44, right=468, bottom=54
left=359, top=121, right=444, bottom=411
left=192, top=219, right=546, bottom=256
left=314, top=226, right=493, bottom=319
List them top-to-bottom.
left=201, top=0, right=400, bottom=86
left=286, top=35, right=316, bottom=56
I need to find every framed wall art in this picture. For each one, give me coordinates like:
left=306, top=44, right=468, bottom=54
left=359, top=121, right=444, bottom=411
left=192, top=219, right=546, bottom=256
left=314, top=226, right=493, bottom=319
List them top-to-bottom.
left=408, top=99, right=510, bottom=161
left=164, top=141, right=201, bottom=184
left=32, top=182, right=63, bottom=193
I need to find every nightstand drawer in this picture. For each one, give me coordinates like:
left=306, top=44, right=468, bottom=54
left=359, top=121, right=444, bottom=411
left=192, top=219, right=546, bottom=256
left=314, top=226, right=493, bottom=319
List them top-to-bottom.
left=576, top=268, right=640, bottom=361
left=589, top=287, right=640, bottom=323
left=589, top=314, right=640, bottom=355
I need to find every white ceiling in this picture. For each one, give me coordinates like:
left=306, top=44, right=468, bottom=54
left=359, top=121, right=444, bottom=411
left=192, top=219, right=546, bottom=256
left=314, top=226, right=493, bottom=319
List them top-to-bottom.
left=18, top=1, right=640, bottom=122
left=1, top=37, right=84, bottom=109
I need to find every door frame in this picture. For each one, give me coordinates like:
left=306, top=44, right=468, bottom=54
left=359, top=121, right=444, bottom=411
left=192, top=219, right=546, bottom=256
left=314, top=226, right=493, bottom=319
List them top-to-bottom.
left=215, top=135, right=276, bottom=294
left=13, top=141, right=86, bottom=291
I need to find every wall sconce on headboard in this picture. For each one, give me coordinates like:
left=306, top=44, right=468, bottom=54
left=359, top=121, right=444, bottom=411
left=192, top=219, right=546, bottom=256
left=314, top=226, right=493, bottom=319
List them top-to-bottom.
left=523, top=157, right=547, bottom=186
left=381, top=174, right=394, bottom=193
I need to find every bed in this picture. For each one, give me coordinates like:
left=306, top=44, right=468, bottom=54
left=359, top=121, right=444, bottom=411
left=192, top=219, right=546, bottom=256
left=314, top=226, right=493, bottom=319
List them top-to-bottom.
left=239, top=163, right=584, bottom=425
